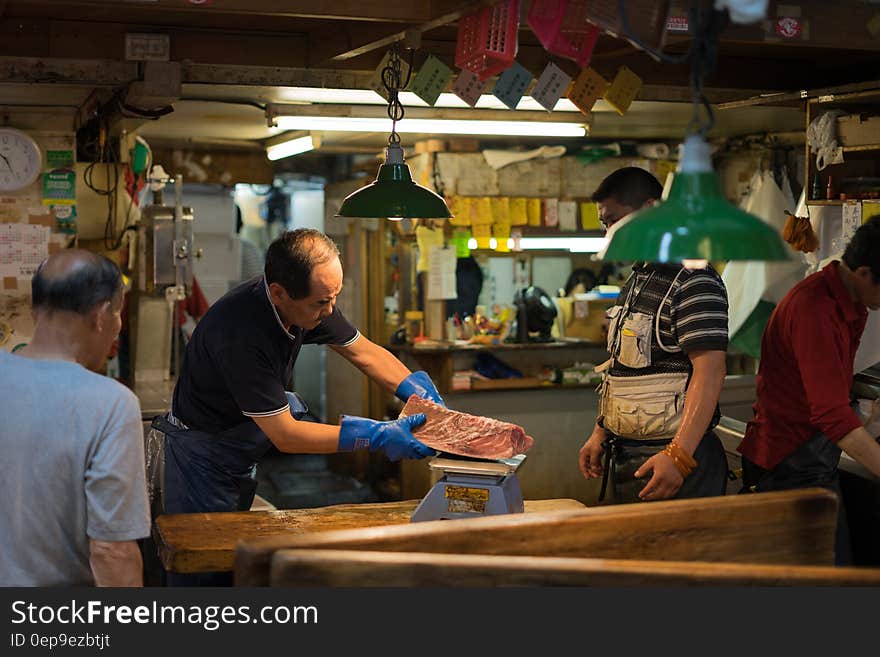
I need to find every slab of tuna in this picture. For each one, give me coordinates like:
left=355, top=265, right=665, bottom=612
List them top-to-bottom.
left=398, top=395, right=535, bottom=460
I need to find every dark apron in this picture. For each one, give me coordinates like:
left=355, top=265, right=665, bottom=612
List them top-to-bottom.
left=153, top=392, right=309, bottom=515
left=740, top=430, right=852, bottom=565
left=599, top=431, right=729, bottom=504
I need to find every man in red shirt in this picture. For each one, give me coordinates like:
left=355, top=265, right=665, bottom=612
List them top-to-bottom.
left=738, top=215, right=880, bottom=563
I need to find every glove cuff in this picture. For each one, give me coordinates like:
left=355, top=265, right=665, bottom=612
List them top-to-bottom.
left=395, top=370, right=435, bottom=403
left=338, top=415, right=374, bottom=452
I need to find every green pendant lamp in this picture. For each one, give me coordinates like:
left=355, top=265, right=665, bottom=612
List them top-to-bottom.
left=602, top=5, right=789, bottom=264
left=337, top=44, right=452, bottom=221
left=603, top=134, right=790, bottom=262
left=337, top=143, right=451, bottom=219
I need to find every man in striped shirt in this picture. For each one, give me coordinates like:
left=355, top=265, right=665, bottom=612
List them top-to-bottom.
left=578, top=167, right=730, bottom=503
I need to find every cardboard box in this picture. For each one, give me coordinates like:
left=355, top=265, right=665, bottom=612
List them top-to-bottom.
left=837, top=114, right=880, bottom=147
left=557, top=295, right=616, bottom=343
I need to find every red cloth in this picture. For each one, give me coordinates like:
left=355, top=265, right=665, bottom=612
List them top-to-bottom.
left=739, top=262, right=867, bottom=470
left=177, top=276, right=210, bottom=327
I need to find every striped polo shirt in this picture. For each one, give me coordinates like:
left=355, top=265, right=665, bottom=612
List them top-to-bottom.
left=609, top=262, right=729, bottom=379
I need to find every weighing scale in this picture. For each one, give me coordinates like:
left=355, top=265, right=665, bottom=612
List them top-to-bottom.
left=410, top=454, right=526, bottom=522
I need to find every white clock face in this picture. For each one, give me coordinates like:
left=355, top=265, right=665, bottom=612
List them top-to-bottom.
left=0, top=128, right=42, bottom=193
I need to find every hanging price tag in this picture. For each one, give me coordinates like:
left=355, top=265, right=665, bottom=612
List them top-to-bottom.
left=369, top=51, right=412, bottom=101
left=410, top=55, right=453, bottom=107
left=492, top=62, right=533, bottom=110
left=531, top=63, right=572, bottom=112
left=603, top=66, right=642, bottom=116
left=567, top=67, right=609, bottom=116
left=451, top=69, right=486, bottom=107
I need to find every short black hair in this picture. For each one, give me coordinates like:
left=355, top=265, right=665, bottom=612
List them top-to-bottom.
left=591, top=167, right=663, bottom=208
left=843, top=214, right=880, bottom=283
left=264, top=229, right=340, bottom=299
left=32, top=252, right=122, bottom=314
left=564, top=268, right=597, bottom=295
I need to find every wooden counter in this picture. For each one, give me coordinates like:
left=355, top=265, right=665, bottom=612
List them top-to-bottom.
left=154, top=498, right=585, bottom=574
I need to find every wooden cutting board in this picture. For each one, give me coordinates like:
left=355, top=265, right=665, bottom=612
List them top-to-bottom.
left=154, top=498, right=585, bottom=574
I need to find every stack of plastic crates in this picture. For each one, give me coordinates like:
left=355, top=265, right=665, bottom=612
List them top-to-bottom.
left=455, top=0, right=520, bottom=81
left=527, top=0, right=601, bottom=68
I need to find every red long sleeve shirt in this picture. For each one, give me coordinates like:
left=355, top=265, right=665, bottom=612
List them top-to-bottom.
left=739, top=261, right=867, bottom=470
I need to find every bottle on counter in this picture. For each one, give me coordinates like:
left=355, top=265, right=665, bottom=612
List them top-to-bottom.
left=811, top=173, right=821, bottom=200
left=826, top=175, right=835, bottom=200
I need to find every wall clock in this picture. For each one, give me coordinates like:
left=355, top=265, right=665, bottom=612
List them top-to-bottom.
left=0, top=127, right=42, bottom=192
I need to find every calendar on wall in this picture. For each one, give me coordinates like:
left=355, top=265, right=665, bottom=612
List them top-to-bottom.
left=0, top=223, right=50, bottom=280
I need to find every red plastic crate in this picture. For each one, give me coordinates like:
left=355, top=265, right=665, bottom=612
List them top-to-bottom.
left=455, top=0, right=520, bottom=81
left=527, top=0, right=601, bottom=68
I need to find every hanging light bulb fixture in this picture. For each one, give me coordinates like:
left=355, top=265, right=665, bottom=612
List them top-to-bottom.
left=602, top=4, right=788, bottom=263
left=337, top=44, right=452, bottom=220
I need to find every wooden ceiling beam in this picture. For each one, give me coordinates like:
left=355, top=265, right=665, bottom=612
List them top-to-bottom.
left=22, top=0, right=465, bottom=23
left=321, top=0, right=493, bottom=63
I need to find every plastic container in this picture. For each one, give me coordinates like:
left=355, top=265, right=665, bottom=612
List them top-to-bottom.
left=455, top=0, right=520, bottom=81
left=527, top=0, right=601, bottom=67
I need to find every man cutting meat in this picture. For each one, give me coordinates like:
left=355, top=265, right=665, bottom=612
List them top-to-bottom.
left=153, top=230, right=443, bottom=557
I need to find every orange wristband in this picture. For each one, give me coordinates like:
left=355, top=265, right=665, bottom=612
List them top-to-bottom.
left=663, top=441, right=697, bottom=478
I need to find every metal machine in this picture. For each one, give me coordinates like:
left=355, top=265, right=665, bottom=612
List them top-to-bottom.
left=129, top=166, right=197, bottom=387
left=410, top=454, right=526, bottom=522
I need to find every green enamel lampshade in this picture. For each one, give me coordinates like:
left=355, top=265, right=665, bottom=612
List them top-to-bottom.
left=602, top=135, right=790, bottom=262
left=337, top=144, right=452, bottom=219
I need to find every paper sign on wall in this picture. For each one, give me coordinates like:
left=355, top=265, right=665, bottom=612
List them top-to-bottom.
left=411, top=55, right=453, bottom=107
left=492, top=62, right=533, bottom=110
left=531, top=63, right=572, bottom=112
left=451, top=69, right=486, bottom=107
left=447, top=196, right=472, bottom=226
left=509, top=197, right=528, bottom=226
left=527, top=198, right=542, bottom=226
left=543, top=198, right=559, bottom=227
left=558, top=201, right=578, bottom=231
left=842, top=201, right=862, bottom=243
left=580, top=202, right=600, bottom=230
left=0, top=223, right=50, bottom=279
left=415, top=224, right=445, bottom=273
left=427, top=245, right=458, bottom=300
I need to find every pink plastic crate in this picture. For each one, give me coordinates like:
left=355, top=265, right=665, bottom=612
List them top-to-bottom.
left=455, top=0, right=520, bottom=81
left=527, top=0, right=601, bottom=68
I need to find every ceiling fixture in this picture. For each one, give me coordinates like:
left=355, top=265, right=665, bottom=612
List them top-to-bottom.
left=602, top=4, right=788, bottom=263
left=337, top=45, right=451, bottom=220
left=272, top=87, right=602, bottom=113
left=272, top=115, right=586, bottom=137
left=265, top=135, right=315, bottom=161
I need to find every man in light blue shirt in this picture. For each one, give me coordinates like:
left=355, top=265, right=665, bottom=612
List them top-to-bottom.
left=0, top=250, right=150, bottom=586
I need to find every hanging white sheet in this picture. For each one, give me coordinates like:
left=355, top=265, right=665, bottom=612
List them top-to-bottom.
left=723, top=170, right=805, bottom=336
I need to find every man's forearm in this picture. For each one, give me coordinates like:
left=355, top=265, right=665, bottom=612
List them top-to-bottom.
left=332, top=338, right=411, bottom=393
left=675, top=350, right=726, bottom=456
left=252, top=413, right=342, bottom=454
left=839, top=426, right=880, bottom=478
left=89, top=540, right=143, bottom=587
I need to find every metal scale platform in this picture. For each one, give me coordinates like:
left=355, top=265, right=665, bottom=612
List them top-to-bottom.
left=410, top=454, right=526, bottom=522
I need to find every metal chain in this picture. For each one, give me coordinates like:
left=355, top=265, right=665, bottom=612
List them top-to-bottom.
left=381, top=43, right=415, bottom=145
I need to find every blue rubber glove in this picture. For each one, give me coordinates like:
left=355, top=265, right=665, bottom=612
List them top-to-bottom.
left=395, top=371, right=445, bottom=406
left=338, top=413, right=434, bottom=461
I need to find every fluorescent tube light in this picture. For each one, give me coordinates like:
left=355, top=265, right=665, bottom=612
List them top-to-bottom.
left=274, top=88, right=591, bottom=112
left=273, top=116, right=586, bottom=137
left=266, top=135, right=314, bottom=160
left=518, top=237, right=608, bottom=253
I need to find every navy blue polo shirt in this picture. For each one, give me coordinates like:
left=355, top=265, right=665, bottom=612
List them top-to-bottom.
left=172, top=276, right=359, bottom=433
